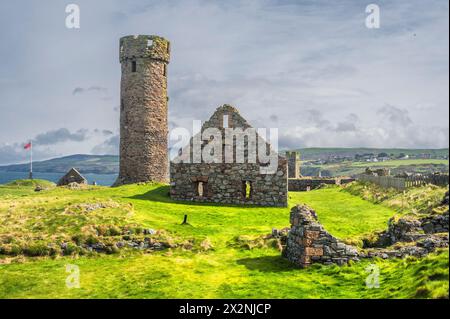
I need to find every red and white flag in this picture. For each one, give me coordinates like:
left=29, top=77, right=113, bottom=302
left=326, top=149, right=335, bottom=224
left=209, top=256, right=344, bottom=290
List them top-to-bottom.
left=24, top=142, right=32, bottom=150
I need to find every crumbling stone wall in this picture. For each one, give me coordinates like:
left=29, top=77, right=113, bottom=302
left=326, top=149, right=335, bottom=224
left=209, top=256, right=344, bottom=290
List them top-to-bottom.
left=115, top=35, right=170, bottom=186
left=170, top=105, right=288, bottom=207
left=365, top=167, right=390, bottom=176
left=288, top=177, right=355, bottom=191
left=283, top=205, right=359, bottom=267
left=368, top=210, right=449, bottom=247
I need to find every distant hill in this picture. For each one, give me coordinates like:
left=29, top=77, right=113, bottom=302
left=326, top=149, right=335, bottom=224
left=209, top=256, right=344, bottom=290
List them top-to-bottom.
left=0, top=148, right=448, bottom=174
left=294, top=148, right=449, bottom=160
left=0, top=154, right=119, bottom=174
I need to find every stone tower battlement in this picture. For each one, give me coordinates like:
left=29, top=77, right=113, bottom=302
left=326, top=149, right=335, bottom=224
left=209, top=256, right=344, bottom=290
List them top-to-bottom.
left=114, top=35, right=170, bottom=186
left=119, top=35, right=170, bottom=63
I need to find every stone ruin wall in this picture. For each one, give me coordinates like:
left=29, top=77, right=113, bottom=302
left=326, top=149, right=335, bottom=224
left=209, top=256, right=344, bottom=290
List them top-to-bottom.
left=115, top=35, right=170, bottom=186
left=284, top=151, right=355, bottom=191
left=170, top=162, right=288, bottom=207
left=288, top=177, right=355, bottom=191
left=284, top=193, right=449, bottom=267
left=283, top=204, right=359, bottom=267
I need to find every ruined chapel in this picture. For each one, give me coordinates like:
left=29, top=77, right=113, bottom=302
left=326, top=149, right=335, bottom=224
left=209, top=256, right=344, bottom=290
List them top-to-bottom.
left=170, top=104, right=288, bottom=207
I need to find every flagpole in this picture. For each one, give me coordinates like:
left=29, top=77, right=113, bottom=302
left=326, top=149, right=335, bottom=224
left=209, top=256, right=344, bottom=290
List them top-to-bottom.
left=29, top=141, right=33, bottom=180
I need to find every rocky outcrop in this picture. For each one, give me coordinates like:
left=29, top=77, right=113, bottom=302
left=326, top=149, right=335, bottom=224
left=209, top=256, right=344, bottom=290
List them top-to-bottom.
left=283, top=205, right=359, bottom=267
left=368, top=210, right=449, bottom=248
left=360, top=233, right=449, bottom=259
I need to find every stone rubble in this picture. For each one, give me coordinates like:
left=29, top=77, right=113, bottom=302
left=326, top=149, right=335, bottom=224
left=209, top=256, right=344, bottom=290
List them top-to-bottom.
left=284, top=192, right=449, bottom=267
left=283, top=205, right=359, bottom=267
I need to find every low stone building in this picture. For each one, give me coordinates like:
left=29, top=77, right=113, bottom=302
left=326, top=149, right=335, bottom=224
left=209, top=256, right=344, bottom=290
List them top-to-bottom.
left=170, top=104, right=288, bottom=207
left=57, top=168, right=88, bottom=186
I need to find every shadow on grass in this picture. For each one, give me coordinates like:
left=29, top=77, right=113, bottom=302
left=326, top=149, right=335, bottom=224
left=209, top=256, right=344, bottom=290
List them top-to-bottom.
left=127, top=185, right=284, bottom=210
left=127, top=185, right=173, bottom=203
left=236, top=255, right=298, bottom=273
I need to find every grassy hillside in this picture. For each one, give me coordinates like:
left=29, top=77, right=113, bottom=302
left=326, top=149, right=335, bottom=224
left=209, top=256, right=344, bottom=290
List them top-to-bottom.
left=1, top=148, right=447, bottom=175
left=295, top=148, right=449, bottom=160
left=0, top=154, right=118, bottom=174
left=301, top=159, right=449, bottom=177
left=352, top=159, right=449, bottom=167
left=0, top=181, right=447, bottom=298
left=342, top=182, right=448, bottom=218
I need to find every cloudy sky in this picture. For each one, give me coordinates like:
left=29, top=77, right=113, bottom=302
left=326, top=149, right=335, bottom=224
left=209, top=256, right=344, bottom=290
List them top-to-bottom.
left=0, top=0, right=448, bottom=164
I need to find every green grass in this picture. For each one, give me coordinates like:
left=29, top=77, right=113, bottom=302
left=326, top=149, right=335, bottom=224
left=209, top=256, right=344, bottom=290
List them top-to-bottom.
left=295, top=147, right=449, bottom=159
left=301, top=158, right=449, bottom=177
left=353, top=159, right=449, bottom=167
left=5, top=178, right=55, bottom=188
left=0, top=181, right=447, bottom=299
left=342, top=182, right=448, bottom=218
left=289, top=188, right=396, bottom=244
left=0, top=247, right=447, bottom=299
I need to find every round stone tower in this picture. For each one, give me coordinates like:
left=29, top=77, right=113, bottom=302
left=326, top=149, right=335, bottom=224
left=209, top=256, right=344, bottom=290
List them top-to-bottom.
left=114, top=35, right=170, bottom=186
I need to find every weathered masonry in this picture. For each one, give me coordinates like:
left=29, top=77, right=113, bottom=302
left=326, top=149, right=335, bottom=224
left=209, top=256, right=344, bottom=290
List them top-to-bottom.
left=114, top=35, right=170, bottom=186
left=170, top=105, right=288, bottom=207
left=286, top=151, right=301, bottom=178
left=288, top=177, right=355, bottom=191
left=283, top=205, right=359, bottom=267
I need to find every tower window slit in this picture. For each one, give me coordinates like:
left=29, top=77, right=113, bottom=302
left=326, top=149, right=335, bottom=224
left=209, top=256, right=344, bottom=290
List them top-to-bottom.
left=131, top=61, right=137, bottom=72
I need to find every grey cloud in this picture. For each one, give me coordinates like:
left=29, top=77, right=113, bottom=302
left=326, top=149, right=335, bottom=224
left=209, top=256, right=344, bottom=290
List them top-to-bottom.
left=0, top=0, right=448, bottom=164
left=72, top=86, right=108, bottom=95
left=377, top=104, right=413, bottom=126
left=279, top=107, right=448, bottom=149
left=305, top=109, right=331, bottom=128
left=335, top=113, right=359, bottom=132
left=335, top=122, right=357, bottom=132
left=33, top=128, right=89, bottom=145
left=93, top=129, right=114, bottom=136
left=102, top=129, right=114, bottom=136
left=279, top=134, right=305, bottom=150
left=91, top=135, right=119, bottom=155
left=0, top=143, right=56, bottom=165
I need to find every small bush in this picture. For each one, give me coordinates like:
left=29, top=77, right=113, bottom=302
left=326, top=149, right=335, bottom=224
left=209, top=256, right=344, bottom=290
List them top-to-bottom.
left=23, top=243, right=51, bottom=257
